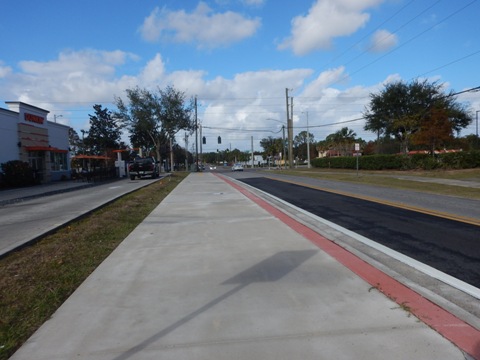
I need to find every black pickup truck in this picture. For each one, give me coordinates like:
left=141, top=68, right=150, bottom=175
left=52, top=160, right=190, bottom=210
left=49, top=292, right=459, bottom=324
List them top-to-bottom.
left=128, top=157, right=159, bottom=180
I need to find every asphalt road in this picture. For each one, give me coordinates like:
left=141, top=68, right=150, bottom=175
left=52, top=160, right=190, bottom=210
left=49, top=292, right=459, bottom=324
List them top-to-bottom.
left=237, top=176, right=480, bottom=288
left=0, top=178, right=162, bottom=257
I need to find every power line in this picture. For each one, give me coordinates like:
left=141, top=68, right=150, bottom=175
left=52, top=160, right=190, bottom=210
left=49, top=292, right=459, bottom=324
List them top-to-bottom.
left=321, top=0, right=417, bottom=69
left=329, top=0, right=478, bottom=86
left=343, top=0, right=441, bottom=68
left=349, top=0, right=477, bottom=79
left=415, top=49, right=480, bottom=79
left=307, top=117, right=366, bottom=129
left=202, top=125, right=283, bottom=134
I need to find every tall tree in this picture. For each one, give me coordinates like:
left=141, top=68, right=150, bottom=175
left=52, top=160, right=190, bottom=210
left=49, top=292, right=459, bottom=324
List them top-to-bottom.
left=364, top=79, right=471, bottom=153
left=114, top=86, right=195, bottom=164
left=84, top=104, right=121, bottom=155
left=411, top=107, right=454, bottom=154
left=325, top=127, right=357, bottom=156
left=68, top=128, right=82, bottom=156
left=294, top=131, right=315, bottom=160
left=260, top=136, right=283, bottom=159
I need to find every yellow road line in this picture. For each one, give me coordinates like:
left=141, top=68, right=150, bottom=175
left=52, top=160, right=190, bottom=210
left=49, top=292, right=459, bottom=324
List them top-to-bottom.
left=265, top=176, right=480, bottom=227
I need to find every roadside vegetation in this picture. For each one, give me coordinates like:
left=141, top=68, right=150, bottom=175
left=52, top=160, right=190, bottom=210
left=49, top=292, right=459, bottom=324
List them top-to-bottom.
left=1, top=167, right=479, bottom=358
left=276, top=168, right=480, bottom=200
left=0, top=173, right=187, bottom=360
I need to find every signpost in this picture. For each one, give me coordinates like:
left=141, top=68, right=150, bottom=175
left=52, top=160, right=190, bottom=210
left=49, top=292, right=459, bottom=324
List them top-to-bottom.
left=355, top=143, right=360, bottom=177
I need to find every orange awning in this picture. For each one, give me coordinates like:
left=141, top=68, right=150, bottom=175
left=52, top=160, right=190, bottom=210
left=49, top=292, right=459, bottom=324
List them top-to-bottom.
left=25, top=146, right=68, bottom=153
left=72, top=155, right=111, bottom=160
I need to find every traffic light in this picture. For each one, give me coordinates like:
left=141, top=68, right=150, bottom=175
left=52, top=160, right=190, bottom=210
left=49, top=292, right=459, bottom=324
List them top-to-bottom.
left=202, top=136, right=206, bottom=144
left=218, top=136, right=221, bottom=144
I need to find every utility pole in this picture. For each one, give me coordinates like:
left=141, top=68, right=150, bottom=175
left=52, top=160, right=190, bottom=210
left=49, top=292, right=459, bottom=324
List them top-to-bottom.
left=286, top=88, right=293, bottom=169
left=195, top=96, right=199, bottom=171
left=289, top=96, right=294, bottom=169
left=305, top=111, right=311, bottom=168
left=199, top=123, right=203, bottom=169
left=282, top=125, right=286, bottom=169
left=184, top=132, right=188, bottom=171
left=251, top=136, right=254, bottom=169
left=169, top=138, right=174, bottom=172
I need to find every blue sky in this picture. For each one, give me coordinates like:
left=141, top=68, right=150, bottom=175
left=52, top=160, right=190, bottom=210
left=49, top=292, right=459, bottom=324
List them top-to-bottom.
left=1, top=0, right=479, bottom=152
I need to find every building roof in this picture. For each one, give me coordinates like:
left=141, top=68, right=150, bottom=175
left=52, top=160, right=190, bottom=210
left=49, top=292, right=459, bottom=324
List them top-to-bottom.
left=4, top=101, right=50, bottom=114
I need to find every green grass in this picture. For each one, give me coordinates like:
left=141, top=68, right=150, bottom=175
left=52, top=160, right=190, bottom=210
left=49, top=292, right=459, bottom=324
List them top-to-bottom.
left=271, top=168, right=480, bottom=200
left=0, top=172, right=187, bottom=360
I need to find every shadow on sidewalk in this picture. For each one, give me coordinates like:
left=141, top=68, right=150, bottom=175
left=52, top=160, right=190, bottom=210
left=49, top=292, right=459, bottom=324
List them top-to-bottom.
left=113, top=250, right=318, bottom=360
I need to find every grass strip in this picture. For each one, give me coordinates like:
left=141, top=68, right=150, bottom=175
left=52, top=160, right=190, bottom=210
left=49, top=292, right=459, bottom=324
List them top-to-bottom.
left=274, top=168, right=480, bottom=200
left=0, top=172, right=187, bottom=359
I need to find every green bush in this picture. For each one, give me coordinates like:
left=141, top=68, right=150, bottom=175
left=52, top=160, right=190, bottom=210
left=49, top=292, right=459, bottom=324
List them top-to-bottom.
left=311, top=151, right=480, bottom=171
left=0, top=160, right=36, bottom=187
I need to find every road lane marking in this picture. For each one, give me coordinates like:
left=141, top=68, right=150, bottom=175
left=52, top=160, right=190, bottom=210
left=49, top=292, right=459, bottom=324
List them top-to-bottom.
left=218, top=173, right=480, bottom=359
left=265, top=176, right=480, bottom=227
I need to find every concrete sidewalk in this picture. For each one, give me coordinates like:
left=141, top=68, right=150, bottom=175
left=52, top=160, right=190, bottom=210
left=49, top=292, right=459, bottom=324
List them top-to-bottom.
left=10, top=173, right=476, bottom=359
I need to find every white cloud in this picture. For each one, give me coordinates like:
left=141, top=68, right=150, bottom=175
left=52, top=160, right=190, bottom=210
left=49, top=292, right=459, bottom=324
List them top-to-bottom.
left=279, top=0, right=384, bottom=56
left=139, top=2, right=261, bottom=48
left=368, top=29, right=398, bottom=53
left=5, top=47, right=374, bottom=145
left=0, top=48, right=399, bottom=148
left=19, top=49, right=138, bottom=78
left=2, top=50, right=143, bottom=112
left=139, top=54, right=166, bottom=84
left=0, top=61, right=12, bottom=78
left=302, top=66, right=348, bottom=97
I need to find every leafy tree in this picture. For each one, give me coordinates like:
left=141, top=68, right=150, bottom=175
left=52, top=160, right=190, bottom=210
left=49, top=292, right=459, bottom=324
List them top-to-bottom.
left=364, top=79, right=472, bottom=153
left=114, top=86, right=195, bottom=164
left=84, top=104, right=121, bottom=155
left=411, top=107, right=453, bottom=154
left=325, top=127, right=357, bottom=156
left=68, top=128, right=82, bottom=156
left=293, top=131, right=315, bottom=160
left=460, top=134, right=480, bottom=150
left=260, top=136, right=283, bottom=159
left=171, top=143, right=191, bottom=170
left=202, top=152, right=217, bottom=164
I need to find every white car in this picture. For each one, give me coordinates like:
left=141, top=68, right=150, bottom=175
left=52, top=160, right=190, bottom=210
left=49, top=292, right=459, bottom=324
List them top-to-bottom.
left=231, top=163, right=244, bottom=171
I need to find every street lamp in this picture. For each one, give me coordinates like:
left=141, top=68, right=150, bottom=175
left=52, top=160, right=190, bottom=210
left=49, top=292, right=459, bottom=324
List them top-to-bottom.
left=266, top=118, right=286, bottom=168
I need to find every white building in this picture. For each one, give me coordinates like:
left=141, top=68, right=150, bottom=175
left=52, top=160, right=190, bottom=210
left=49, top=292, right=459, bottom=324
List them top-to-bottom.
left=0, top=101, right=71, bottom=183
left=249, top=154, right=267, bottom=167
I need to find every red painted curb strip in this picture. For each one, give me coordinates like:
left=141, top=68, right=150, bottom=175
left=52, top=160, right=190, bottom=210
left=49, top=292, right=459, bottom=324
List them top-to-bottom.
left=219, top=174, right=480, bottom=359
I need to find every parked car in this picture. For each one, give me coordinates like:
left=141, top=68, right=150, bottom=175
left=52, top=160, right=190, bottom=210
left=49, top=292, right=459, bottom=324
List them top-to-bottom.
left=128, top=157, right=159, bottom=180
left=231, top=163, right=243, bottom=172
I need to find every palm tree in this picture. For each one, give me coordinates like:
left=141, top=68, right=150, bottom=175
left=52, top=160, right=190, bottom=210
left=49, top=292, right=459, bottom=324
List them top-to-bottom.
left=326, top=127, right=356, bottom=156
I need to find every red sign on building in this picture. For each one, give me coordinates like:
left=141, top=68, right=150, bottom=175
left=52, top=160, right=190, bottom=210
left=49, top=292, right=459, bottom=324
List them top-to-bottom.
left=24, top=113, right=44, bottom=124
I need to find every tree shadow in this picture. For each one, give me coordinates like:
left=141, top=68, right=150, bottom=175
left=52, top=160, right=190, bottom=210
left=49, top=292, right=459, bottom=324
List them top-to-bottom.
left=112, top=249, right=318, bottom=360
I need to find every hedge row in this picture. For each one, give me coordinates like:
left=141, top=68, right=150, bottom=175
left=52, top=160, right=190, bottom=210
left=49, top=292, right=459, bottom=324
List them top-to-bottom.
left=311, top=151, right=480, bottom=170
left=0, top=160, right=37, bottom=188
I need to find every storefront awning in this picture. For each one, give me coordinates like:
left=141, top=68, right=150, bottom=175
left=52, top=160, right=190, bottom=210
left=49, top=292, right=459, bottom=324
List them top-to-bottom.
left=25, top=146, right=68, bottom=153
left=72, top=155, right=112, bottom=160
